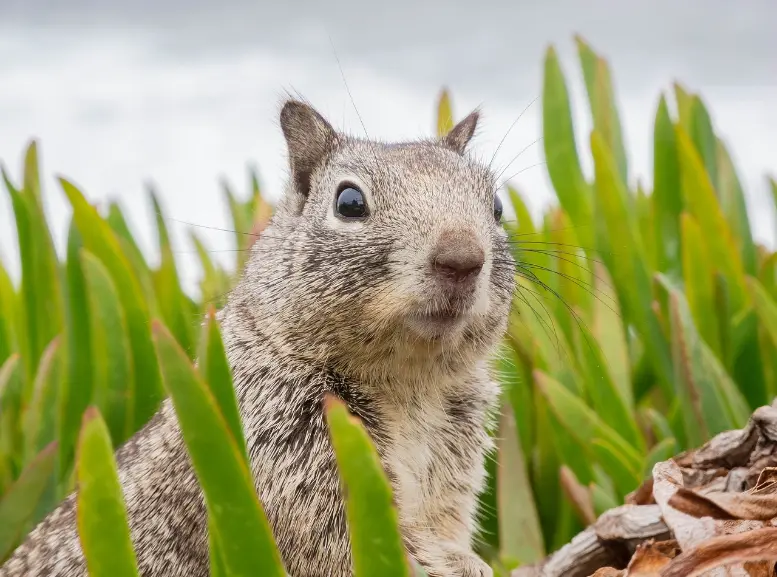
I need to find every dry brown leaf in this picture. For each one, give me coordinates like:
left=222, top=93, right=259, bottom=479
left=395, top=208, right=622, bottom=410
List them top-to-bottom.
left=561, top=465, right=597, bottom=526
left=660, top=527, right=777, bottom=577
left=622, top=539, right=679, bottom=576
left=590, top=569, right=624, bottom=577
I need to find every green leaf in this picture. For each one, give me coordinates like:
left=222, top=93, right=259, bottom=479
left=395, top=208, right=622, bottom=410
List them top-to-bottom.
left=575, top=37, right=629, bottom=185
left=542, top=46, right=593, bottom=241
left=436, top=89, right=454, bottom=137
left=652, top=95, right=683, bottom=277
left=688, top=95, right=719, bottom=194
left=675, top=126, right=747, bottom=313
left=590, top=130, right=673, bottom=397
left=717, top=139, right=757, bottom=275
left=3, top=169, right=63, bottom=384
left=60, top=178, right=163, bottom=432
left=149, top=189, right=194, bottom=356
left=680, top=212, right=721, bottom=357
left=60, top=221, right=93, bottom=477
left=81, top=250, right=134, bottom=446
left=0, top=262, right=16, bottom=367
left=589, top=262, right=632, bottom=408
left=662, top=275, right=751, bottom=446
left=749, top=276, right=777, bottom=358
left=197, top=307, right=248, bottom=464
left=573, top=314, right=643, bottom=452
left=151, top=321, right=285, bottom=576
left=23, top=337, right=62, bottom=465
left=0, top=355, right=24, bottom=479
left=533, top=369, right=642, bottom=474
left=324, top=394, right=409, bottom=577
left=495, top=398, right=545, bottom=564
left=75, top=407, right=140, bottom=577
left=590, top=438, right=641, bottom=497
left=643, top=438, right=678, bottom=478
left=0, top=441, right=58, bottom=563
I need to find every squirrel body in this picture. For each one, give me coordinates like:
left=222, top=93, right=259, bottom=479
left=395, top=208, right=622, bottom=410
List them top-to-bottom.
left=0, top=100, right=516, bottom=577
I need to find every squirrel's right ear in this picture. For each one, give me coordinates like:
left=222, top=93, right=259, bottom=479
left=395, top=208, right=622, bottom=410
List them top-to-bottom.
left=280, top=100, right=337, bottom=198
left=440, top=109, right=479, bottom=155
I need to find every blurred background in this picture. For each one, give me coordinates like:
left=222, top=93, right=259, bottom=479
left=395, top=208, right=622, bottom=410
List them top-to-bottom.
left=1, top=0, right=776, bottom=297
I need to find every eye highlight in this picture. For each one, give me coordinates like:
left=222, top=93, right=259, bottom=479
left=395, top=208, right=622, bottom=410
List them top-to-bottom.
left=335, top=183, right=369, bottom=219
left=493, top=193, right=503, bottom=222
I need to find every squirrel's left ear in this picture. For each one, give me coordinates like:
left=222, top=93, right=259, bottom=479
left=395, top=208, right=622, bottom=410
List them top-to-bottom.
left=280, top=99, right=338, bottom=198
left=440, top=109, right=479, bottom=155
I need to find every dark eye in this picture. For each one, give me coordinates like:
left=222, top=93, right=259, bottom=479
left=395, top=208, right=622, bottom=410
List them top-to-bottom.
left=335, top=184, right=368, bottom=219
left=493, top=194, right=503, bottom=222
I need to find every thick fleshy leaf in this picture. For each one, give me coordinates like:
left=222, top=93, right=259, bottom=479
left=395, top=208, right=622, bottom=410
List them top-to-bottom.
left=575, top=36, right=628, bottom=185
left=542, top=46, right=593, bottom=242
left=436, top=89, right=454, bottom=137
left=652, top=95, right=683, bottom=277
left=688, top=95, right=719, bottom=194
left=675, top=126, right=746, bottom=313
left=590, top=130, right=673, bottom=397
left=717, top=139, right=757, bottom=275
left=3, top=168, right=63, bottom=384
left=60, top=178, right=163, bottom=432
left=150, top=189, right=194, bottom=356
left=680, top=212, right=721, bottom=357
left=60, top=221, right=93, bottom=477
left=81, top=250, right=134, bottom=446
left=0, top=263, right=16, bottom=367
left=662, top=275, right=750, bottom=447
left=749, top=276, right=777, bottom=356
left=197, top=307, right=247, bottom=464
left=572, top=313, right=643, bottom=452
left=151, top=321, right=285, bottom=576
left=23, top=337, right=62, bottom=465
left=0, top=355, right=23, bottom=488
left=533, top=369, right=642, bottom=475
left=324, top=395, right=409, bottom=577
left=496, top=397, right=545, bottom=565
left=75, top=407, right=140, bottom=577
left=590, top=437, right=641, bottom=497
left=0, top=441, right=58, bottom=563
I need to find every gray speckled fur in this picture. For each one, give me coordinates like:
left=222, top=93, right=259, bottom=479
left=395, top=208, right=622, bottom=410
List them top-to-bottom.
left=0, top=100, right=516, bottom=577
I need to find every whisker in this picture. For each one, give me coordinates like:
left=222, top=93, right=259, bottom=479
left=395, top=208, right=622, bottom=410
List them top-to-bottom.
left=487, top=95, right=540, bottom=170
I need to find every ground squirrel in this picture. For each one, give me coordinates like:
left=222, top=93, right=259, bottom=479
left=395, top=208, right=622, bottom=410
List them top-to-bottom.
left=0, top=98, right=516, bottom=577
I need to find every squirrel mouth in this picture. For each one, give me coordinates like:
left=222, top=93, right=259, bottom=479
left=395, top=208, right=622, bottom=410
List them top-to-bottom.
left=407, top=306, right=469, bottom=336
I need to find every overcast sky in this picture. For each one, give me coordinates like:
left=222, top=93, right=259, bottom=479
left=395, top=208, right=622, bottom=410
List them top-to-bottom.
left=1, top=0, right=776, bottom=296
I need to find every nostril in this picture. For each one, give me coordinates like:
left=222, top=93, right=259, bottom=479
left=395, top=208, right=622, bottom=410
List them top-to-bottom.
left=434, top=257, right=483, bottom=282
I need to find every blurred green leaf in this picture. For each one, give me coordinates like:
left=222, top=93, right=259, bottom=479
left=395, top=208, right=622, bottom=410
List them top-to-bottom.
left=575, top=37, right=629, bottom=185
left=542, top=46, right=593, bottom=242
left=436, top=89, right=454, bottom=137
left=652, top=95, right=683, bottom=277
left=688, top=95, right=719, bottom=194
left=675, top=126, right=746, bottom=313
left=590, top=130, right=673, bottom=397
left=717, top=139, right=757, bottom=276
left=60, top=178, right=163, bottom=433
left=150, top=189, right=195, bottom=356
left=680, top=212, right=721, bottom=357
left=81, top=250, right=134, bottom=446
left=0, top=263, right=16, bottom=367
left=662, top=275, right=750, bottom=447
left=197, top=307, right=247, bottom=464
left=573, top=313, right=643, bottom=452
left=152, top=321, right=285, bottom=577
left=23, top=338, right=62, bottom=465
left=533, top=369, right=642, bottom=475
left=324, top=394, right=409, bottom=577
left=496, top=398, right=545, bottom=565
left=75, top=407, right=140, bottom=577
left=590, top=437, right=641, bottom=497
left=642, top=438, right=678, bottom=479
left=0, top=441, right=58, bottom=563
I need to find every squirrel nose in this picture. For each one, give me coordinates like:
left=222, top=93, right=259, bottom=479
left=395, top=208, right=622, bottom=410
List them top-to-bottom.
left=431, top=230, right=485, bottom=283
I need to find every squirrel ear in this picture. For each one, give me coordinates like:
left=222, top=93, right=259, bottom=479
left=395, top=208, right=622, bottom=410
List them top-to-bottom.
left=280, top=99, right=337, bottom=197
left=440, top=109, right=479, bottom=154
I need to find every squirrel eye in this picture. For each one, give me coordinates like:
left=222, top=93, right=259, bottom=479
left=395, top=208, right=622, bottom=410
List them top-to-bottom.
left=335, top=184, right=368, bottom=219
left=493, top=194, right=503, bottom=222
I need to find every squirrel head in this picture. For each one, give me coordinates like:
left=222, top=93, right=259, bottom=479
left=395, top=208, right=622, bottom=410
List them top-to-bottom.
left=234, top=98, right=516, bottom=382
